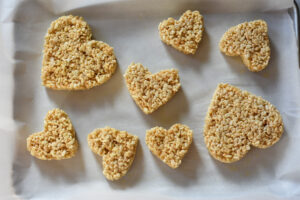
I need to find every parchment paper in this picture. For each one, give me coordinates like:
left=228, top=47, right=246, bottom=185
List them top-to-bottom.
left=1, top=0, right=300, bottom=199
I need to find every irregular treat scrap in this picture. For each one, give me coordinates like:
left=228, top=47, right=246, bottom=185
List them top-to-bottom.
left=159, top=10, right=204, bottom=54
left=42, top=15, right=117, bottom=90
left=219, top=20, right=270, bottom=72
left=124, top=63, right=181, bottom=114
left=204, top=83, right=283, bottom=163
left=27, top=109, right=78, bottom=160
left=146, top=124, right=193, bottom=168
left=87, top=127, right=139, bottom=181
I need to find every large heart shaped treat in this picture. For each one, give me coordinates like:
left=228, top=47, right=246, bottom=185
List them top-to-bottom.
left=159, top=10, right=204, bottom=54
left=42, top=15, right=117, bottom=90
left=219, top=20, right=270, bottom=72
left=124, top=63, right=181, bottom=114
left=204, top=83, right=283, bottom=163
left=27, top=108, right=78, bottom=160
left=146, top=124, right=193, bottom=168
left=87, top=127, right=139, bottom=181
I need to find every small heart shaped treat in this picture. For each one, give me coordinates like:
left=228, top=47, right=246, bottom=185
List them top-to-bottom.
left=159, top=10, right=204, bottom=54
left=42, top=15, right=117, bottom=90
left=219, top=20, right=270, bottom=72
left=124, top=63, right=181, bottom=114
left=204, top=83, right=283, bottom=163
left=27, top=109, right=78, bottom=160
left=146, top=124, right=193, bottom=168
left=87, top=127, right=139, bottom=181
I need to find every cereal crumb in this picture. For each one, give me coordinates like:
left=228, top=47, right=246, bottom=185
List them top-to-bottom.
left=159, top=10, right=204, bottom=54
left=42, top=15, right=117, bottom=90
left=219, top=20, right=270, bottom=72
left=124, top=63, right=181, bottom=114
left=204, top=83, right=283, bottom=163
left=27, top=108, right=78, bottom=160
left=146, top=124, right=193, bottom=168
left=87, top=127, right=139, bottom=181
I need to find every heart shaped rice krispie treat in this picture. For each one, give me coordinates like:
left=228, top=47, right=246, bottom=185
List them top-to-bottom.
left=159, top=10, right=204, bottom=54
left=42, top=15, right=117, bottom=90
left=219, top=20, right=270, bottom=72
left=124, top=63, right=181, bottom=114
left=204, top=83, right=283, bottom=163
left=27, top=108, right=78, bottom=160
left=146, top=124, right=193, bottom=168
left=87, top=127, right=139, bottom=181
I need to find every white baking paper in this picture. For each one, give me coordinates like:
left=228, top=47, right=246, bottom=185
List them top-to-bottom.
left=1, top=0, right=300, bottom=199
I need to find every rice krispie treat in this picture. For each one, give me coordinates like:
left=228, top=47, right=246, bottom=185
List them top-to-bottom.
left=159, top=10, right=204, bottom=54
left=42, top=15, right=117, bottom=90
left=219, top=20, right=270, bottom=72
left=124, top=63, right=181, bottom=114
left=204, top=83, right=283, bottom=163
left=27, top=108, right=78, bottom=160
left=146, top=124, right=193, bottom=168
left=87, top=127, right=139, bottom=181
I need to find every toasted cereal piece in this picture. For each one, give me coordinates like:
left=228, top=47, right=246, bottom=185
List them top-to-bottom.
left=159, top=10, right=204, bottom=54
left=42, top=15, right=117, bottom=90
left=219, top=20, right=270, bottom=72
left=124, top=63, right=181, bottom=114
left=204, top=83, right=283, bottom=163
left=27, top=109, right=78, bottom=160
left=146, top=124, right=193, bottom=168
left=87, top=127, right=139, bottom=181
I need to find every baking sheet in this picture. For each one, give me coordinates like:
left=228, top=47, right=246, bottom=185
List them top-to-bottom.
left=1, top=0, right=300, bottom=199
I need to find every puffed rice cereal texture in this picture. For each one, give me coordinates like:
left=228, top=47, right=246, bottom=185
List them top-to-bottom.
left=159, top=10, right=204, bottom=54
left=42, top=15, right=117, bottom=90
left=219, top=20, right=270, bottom=72
left=124, top=63, right=181, bottom=114
left=204, top=83, right=283, bottom=163
left=27, top=108, right=78, bottom=160
left=146, top=124, right=193, bottom=168
left=87, top=127, right=139, bottom=181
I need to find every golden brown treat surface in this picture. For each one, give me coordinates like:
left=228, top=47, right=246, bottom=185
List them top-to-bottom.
left=159, top=10, right=204, bottom=54
left=42, top=15, right=117, bottom=90
left=219, top=20, right=270, bottom=72
left=124, top=63, right=180, bottom=114
left=204, top=83, right=283, bottom=163
left=27, top=108, right=78, bottom=160
left=146, top=124, right=193, bottom=168
left=87, top=127, right=138, bottom=181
